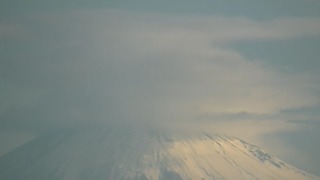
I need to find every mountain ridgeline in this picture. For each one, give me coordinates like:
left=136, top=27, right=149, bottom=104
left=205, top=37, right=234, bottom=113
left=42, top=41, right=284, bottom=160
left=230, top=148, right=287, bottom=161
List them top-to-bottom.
left=0, top=126, right=318, bottom=180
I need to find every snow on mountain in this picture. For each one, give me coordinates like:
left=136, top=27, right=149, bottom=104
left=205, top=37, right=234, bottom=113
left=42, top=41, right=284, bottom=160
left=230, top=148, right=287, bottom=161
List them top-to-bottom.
left=0, top=126, right=318, bottom=180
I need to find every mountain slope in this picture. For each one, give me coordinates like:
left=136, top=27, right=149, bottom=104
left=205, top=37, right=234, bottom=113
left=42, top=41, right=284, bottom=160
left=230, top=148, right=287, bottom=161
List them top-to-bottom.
left=0, top=127, right=318, bottom=180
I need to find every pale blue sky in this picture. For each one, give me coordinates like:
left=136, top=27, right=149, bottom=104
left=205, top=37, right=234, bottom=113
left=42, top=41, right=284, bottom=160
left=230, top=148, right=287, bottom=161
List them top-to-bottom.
left=1, top=0, right=320, bottom=176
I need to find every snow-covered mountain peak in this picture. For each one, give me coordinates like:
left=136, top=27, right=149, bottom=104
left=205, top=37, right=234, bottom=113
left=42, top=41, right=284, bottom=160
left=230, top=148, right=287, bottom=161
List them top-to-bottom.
left=0, top=128, right=318, bottom=180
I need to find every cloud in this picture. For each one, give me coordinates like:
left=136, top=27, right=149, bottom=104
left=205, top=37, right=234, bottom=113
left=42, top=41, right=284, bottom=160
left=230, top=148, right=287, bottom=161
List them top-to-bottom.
left=0, top=9, right=319, bottom=134
left=83, top=10, right=320, bottom=43
left=0, top=23, right=26, bottom=39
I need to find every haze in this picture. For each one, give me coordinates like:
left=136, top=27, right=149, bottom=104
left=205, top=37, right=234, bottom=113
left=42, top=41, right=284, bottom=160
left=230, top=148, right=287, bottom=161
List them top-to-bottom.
left=1, top=0, right=320, bottom=176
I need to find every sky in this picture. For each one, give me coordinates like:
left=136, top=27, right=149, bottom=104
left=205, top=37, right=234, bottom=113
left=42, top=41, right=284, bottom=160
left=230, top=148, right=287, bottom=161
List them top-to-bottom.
left=1, top=0, right=320, bottom=176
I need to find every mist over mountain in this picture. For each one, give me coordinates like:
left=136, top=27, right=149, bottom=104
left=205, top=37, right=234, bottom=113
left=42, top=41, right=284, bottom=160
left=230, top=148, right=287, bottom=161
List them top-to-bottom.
left=1, top=2, right=320, bottom=178
left=0, top=126, right=318, bottom=180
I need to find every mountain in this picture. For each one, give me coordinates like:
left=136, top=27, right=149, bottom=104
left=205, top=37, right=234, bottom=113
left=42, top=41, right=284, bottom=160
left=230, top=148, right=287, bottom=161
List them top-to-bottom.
left=0, top=126, right=318, bottom=180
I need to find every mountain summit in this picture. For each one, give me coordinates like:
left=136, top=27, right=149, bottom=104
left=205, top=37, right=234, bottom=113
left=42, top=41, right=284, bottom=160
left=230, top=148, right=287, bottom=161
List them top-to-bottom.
left=0, top=127, right=318, bottom=180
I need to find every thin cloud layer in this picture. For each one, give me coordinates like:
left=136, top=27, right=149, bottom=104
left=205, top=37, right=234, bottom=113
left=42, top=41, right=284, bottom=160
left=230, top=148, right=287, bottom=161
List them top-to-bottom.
left=1, top=9, right=319, bottom=134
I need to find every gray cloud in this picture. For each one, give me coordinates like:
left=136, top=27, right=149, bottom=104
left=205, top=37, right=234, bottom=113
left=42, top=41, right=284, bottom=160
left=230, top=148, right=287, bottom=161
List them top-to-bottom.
left=0, top=9, right=319, bottom=134
left=0, top=23, right=25, bottom=39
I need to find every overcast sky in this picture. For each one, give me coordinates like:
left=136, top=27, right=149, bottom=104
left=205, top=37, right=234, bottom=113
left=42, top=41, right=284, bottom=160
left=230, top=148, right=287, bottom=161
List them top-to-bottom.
left=1, top=0, right=320, bottom=176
